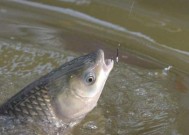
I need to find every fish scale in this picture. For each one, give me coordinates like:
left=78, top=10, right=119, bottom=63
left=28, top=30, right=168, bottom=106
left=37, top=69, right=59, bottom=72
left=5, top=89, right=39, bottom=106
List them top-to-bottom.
left=0, top=85, right=54, bottom=121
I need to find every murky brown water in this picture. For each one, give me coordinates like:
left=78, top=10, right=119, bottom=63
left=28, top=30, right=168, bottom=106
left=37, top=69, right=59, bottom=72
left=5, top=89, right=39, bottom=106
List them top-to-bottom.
left=0, top=0, right=189, bottom=135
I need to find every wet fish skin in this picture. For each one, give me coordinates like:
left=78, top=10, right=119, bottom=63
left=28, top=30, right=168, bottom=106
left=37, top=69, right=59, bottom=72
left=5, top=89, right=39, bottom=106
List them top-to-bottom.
left=0, top=49, right=114, bottom=131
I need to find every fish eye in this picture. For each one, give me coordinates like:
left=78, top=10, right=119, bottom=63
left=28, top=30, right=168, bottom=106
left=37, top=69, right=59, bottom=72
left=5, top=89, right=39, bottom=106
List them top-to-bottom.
left=85, top=73, right=96, bottom=85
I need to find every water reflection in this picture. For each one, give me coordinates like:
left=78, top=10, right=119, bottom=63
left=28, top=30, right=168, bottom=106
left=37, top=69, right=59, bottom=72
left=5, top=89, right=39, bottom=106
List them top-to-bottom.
left=5, top=0, right=189, bottom=73
left=0, top=41, right=66, bottom=76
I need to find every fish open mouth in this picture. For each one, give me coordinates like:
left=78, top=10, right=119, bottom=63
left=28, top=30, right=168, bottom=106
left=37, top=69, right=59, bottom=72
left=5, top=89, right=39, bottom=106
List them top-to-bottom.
left=97, top=49, right=114, bottom=72
left=104, top=59, right=114, bottom=71
left=105, top=59, right=113, bottom=66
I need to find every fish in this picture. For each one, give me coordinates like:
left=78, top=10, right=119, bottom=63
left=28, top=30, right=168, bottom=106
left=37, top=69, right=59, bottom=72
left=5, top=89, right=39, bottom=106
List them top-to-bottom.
left=0, top=49, right=114, bottom=133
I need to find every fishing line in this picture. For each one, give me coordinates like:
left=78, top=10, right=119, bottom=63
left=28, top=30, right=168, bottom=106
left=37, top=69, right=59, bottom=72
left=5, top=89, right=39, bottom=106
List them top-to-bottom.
left=116, top=48, right=119, bottom=63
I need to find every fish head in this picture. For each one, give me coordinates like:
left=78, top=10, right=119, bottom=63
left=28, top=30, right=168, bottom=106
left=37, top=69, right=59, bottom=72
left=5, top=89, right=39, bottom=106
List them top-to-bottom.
left=52, top=49, right=114, bottom=122
left=69, top=49, right=114, bottom=98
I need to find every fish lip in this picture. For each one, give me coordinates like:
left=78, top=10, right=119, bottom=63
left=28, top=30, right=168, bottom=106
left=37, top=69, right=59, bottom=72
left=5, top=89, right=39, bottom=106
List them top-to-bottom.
left=97, top=49, right=114, bottom=72
left=105, top=59, right=114, bottom=68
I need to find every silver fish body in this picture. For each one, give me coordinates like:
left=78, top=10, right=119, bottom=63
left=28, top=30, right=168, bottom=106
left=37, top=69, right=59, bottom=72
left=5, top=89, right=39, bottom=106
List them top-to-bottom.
left=0, top=49, right=114, bottom=133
